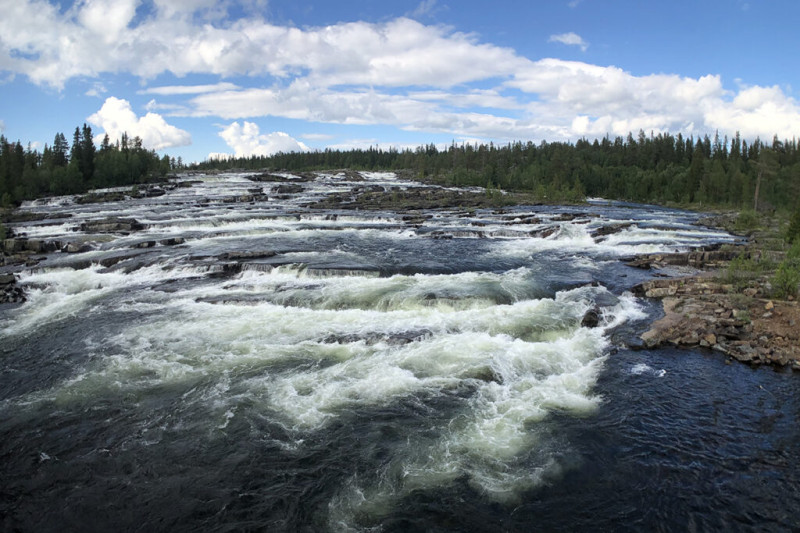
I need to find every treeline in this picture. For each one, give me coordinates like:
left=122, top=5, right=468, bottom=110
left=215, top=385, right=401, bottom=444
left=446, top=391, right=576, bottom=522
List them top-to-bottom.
left=0, top=124, right=179, bottom=206
left=195, top=131, right=800, bottom=210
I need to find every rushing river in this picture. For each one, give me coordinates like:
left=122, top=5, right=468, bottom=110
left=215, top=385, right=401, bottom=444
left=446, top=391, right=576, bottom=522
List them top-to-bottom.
left=1, top=171, right=799, bottom=532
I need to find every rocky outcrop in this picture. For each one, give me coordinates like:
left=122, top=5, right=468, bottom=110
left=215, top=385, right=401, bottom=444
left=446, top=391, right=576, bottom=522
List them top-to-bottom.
left=246, top=172, right=314, bottom=183
left=271, top=184, right=304, bottom=195
left=307, top=186, right=517, bottom=210
left=80, top=217, right=144, bottom=233
left=591, top=223, right=632, bottom=241
left=3, top=238, right=62, bottom=254
left=626, top=247, right=742, bottom=270
left=638, top=286, right=800, bottom=369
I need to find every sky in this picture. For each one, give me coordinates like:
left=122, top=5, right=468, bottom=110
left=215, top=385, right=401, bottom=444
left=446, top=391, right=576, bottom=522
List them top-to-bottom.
left=1, top=0, right=799, bottom=164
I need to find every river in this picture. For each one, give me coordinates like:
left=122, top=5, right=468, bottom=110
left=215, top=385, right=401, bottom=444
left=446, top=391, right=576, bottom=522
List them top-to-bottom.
left=1, top=171, right=799, bottom=532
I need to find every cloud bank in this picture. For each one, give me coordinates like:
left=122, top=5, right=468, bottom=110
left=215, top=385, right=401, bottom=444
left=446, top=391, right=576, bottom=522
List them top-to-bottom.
left=2, top=1, right=799, bottom=146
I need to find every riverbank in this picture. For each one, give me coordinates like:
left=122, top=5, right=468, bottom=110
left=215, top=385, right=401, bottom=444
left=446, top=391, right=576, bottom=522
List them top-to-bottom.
left=629, top=212, right=799, bottom=369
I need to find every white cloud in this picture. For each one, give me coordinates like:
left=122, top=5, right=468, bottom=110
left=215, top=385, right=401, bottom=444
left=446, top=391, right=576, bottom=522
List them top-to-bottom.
left=78, top=0, right=139, bottom=43
left=409, top=0, right=443, bottom=18
left=2, top=2, right=799, bottom=147
left=0, top=5, right=524, bottom=89
left=548, top=32, right=588, bottom=52
left=85, top=81, right=107, bottom=97
left=139, top=83, right=240, bottom=96
left=705, top=85, right=800, bottom=141
left=88, top=96, right=192, bottom=150
left=218, top=121, right=309, bottom=157
left=301, top=133, right=335, bottom=141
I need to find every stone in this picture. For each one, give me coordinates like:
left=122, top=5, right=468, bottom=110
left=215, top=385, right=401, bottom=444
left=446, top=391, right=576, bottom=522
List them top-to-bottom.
left=80, top=217, right=144, bottom=233
left=62, top=242, right=95, bottom=254
left=646, top=286, right=678, bottom=298
left=743, top=287, right=758, bottom=297
left=765, top=300, right=775, bottom=310
left=581, top=307, right=601, bottom=328
left=703, top=333, right=717, bottom=345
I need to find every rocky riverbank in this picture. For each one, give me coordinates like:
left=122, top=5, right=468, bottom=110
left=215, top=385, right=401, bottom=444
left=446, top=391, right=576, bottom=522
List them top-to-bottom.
left=631, top=250, right=800, bottom=369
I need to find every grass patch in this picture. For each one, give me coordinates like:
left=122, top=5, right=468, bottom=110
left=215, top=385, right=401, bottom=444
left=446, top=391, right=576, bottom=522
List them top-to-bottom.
left=722, top=253, right=774, bottom=291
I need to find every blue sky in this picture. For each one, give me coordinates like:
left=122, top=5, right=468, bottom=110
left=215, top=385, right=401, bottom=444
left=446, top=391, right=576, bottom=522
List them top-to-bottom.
left=1, top=0, right=799, bottom=163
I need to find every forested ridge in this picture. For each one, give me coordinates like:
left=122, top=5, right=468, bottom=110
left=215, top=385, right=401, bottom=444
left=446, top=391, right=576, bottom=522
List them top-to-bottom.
left=0, top=124, right=177, bottom=206
left=2, top=127, right=799, bottom=211
left=196, top=131, right=800, bottom=211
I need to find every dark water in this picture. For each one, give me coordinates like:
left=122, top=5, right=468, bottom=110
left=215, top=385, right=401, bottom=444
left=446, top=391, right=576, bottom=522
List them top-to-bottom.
left=1, top=172, right=797, bottom=532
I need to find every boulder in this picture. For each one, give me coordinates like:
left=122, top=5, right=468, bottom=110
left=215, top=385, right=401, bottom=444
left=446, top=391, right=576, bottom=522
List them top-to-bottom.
left=80, top=217, right=144, bottom=233
left=62, top=242, right=95, bottom=253
left=0, top=273, right=25, bottom=304
left=580, top=307, right=601, bottom=328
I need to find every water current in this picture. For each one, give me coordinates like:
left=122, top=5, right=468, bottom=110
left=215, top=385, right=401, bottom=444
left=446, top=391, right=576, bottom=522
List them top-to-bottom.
left=1, top=171, right=799, bottom=532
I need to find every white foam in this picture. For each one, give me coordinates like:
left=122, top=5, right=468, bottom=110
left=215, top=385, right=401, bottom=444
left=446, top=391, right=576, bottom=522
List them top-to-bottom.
left=631, top=363, right=666, bottom=377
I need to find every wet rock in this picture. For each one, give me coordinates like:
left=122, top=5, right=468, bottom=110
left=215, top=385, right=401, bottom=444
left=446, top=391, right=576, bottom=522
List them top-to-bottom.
left=246, top=172, right=313, bottom=183
left=176, top=180, right=203, bottom=188
left=271, top=184, right=304, bottom=194
left=144, top=187, right=166, bottom=197
left=76, top=191, right=127, bottom=204
left=551, top=213, right=577, bottom=222
left=80, top=217, right=144, bottom=233
left=592, top=223, right=633, bottom=241
left=531, top=226, right=558, bottom=239
left=159, top=237, right=185, bottom=246
left=62, top=242, right=95, bottom=253
left=220, top=250, right=277, bottom=260
left=0, top=273, right=25, bottom=304
left=580, top=307, right=601, bottom=328
left=321, top=329, right=432, bottom=346
left=471, top=367, right=504, bottom=384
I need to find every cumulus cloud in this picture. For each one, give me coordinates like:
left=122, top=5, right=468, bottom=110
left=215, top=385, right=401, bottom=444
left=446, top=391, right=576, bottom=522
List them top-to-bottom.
left=78, top=0, right=138, bottom=42
left=2, top=1, right=799, bottom=146
left=548, top=32, right=589, bottom=52
left=88, top=97, right=192, bottom=150
left=218, top=121, right=309, bottom=157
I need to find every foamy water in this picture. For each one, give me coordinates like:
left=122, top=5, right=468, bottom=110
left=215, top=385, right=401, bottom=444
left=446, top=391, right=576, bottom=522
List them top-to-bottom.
left=5, top=172, right=784, bottom=533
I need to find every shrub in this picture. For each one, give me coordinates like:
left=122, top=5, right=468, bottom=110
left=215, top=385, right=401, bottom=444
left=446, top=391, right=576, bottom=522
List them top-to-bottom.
left=787, top=208, right=800, bottom=243
left=734, top=209, right=760, bottom=233
left=723, top=254, right=773, bottom=291
left=771, top=260, right=800, bottom=299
